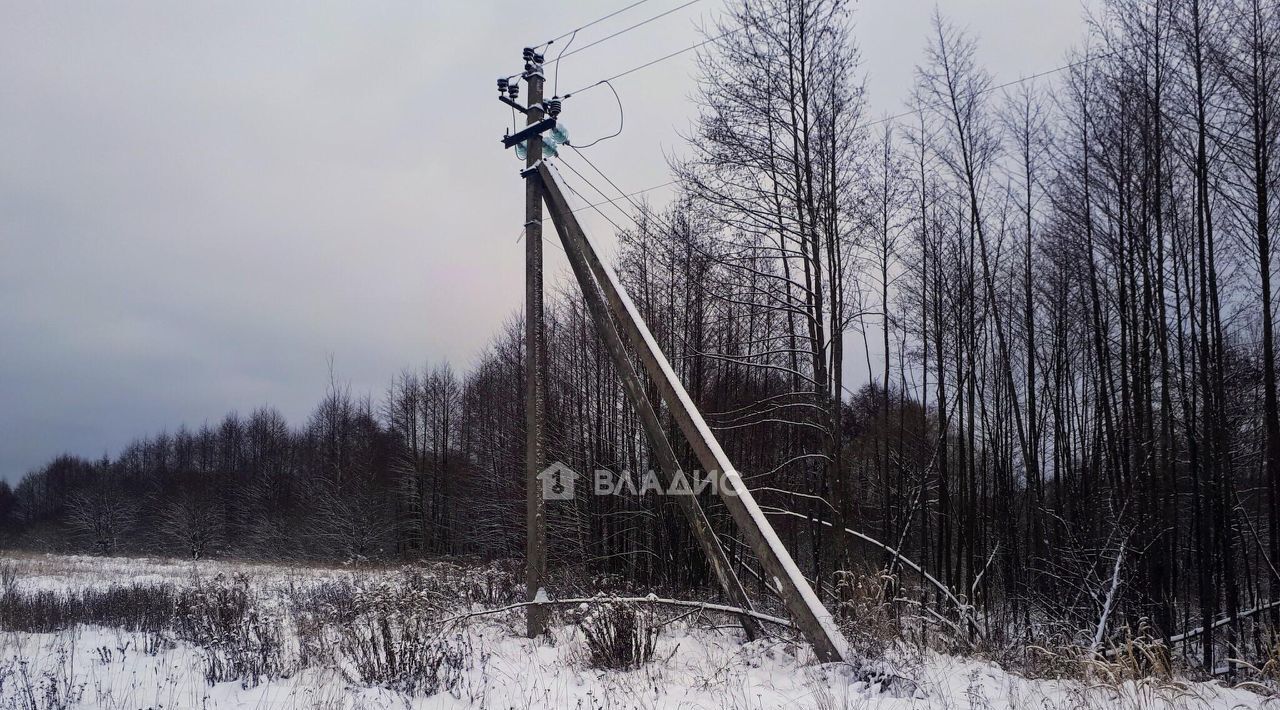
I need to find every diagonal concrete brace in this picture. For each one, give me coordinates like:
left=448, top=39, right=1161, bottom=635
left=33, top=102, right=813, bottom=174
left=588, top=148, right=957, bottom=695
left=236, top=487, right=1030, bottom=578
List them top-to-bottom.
left=536, top=162, right=849, bottom=663
left=531, top=169, right=762, bottom=640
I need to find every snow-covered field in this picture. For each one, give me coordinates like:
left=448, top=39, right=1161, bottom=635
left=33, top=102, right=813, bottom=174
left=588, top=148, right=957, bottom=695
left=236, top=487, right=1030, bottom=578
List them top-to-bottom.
left=0, top=553, right=1269, bottom=709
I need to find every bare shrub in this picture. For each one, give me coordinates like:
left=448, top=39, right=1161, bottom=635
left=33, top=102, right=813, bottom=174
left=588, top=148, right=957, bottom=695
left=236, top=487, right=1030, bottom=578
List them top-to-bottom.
left=0, top=561, right=18, bottom=600
left=401, top=562, right=520, bottom=608
left=835, top=569, right=900, bottom=658
left=175, top=573, right=287, bottom=687
left=320, top=574, right=486, bottom=697
left=0, top=584, right=175, bottom=634
left=576, top=599, right=660, bottom=671
left=1104, top=621, right=1173, bottom=681
left=1022, top=622, right=1178, bottom=692
left=339, top=624, right=477, bottom=696
left=1246, top=637, right=1280, bottom=688
left=12, top=645, right=84, bottom=710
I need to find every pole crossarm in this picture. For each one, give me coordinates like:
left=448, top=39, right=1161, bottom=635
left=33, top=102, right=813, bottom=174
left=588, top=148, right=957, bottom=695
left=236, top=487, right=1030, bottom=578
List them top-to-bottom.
left=504, top=117, right=557, bottom=148
left=535, top=162, right=851, bottom=664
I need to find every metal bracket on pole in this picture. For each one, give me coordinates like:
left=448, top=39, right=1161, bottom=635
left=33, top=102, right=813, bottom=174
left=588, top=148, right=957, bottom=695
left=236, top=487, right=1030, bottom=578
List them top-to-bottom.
left=499, top=95, right=529, bottom=114
left=503, top=117, right=557, bottom=149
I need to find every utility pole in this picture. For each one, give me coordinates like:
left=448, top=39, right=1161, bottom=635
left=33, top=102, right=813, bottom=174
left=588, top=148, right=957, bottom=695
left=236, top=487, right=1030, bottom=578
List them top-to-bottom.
left=498, top=47, right=559, bottom=639
left=521, top=47, right=548, bottom=638
left=494, top=49, right=846, bottom=662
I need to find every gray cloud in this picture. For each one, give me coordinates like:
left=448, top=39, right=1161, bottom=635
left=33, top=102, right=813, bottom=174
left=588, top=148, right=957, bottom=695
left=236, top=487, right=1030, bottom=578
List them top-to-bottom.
left=0, top=0, right=1088, bottom=481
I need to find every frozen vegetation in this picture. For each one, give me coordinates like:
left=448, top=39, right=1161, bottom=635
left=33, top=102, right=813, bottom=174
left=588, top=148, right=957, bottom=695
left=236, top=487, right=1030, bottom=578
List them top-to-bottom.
left=0, top=553, right=1269, bottom=709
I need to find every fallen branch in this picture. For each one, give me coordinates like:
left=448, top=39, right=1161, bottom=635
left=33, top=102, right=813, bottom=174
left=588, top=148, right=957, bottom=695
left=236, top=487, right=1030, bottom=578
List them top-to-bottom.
left=762, top=507, right=986, bottom=640
left=1089, top=538, right=1127, bottom=655
left=434, top=596, right=794, bottom=633
left=894, top=597, right=974, bottom=648
left=1100, top=599, right=1280, bottom=659
left=1166, top=599, right=1280, bottom=646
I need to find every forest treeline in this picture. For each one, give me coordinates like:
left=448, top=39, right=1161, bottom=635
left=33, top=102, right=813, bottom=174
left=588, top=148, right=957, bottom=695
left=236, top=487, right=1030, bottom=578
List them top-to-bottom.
left=5, top=0, right=1279, bottom=671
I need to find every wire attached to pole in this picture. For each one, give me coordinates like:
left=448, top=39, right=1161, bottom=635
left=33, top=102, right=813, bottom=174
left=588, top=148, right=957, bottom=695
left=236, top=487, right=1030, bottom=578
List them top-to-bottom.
left=535, top=0, right=656, bottom=50
left=547, top=0, right=704, bottom=67
left=552, top=31, right=577, bottom=97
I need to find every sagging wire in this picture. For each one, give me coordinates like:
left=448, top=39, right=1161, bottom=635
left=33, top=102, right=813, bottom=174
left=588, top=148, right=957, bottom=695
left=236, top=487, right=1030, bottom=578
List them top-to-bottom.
left=565, top=80, right=625, bottom=150
left=543, top=179, right=679, bottom=221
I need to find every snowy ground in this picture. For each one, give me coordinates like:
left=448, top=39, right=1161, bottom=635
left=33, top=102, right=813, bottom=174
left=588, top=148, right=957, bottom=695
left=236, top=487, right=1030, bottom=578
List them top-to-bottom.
left=0, top=553, right=1270, bottom=709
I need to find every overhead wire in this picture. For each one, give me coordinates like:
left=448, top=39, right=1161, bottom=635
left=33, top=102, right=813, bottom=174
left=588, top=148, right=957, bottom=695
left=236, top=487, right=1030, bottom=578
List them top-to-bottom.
left=506, top=0, right=712, bottom=95
left=511, top=0, right=665, bottom=84
left=535, top=0, right=658, bottom=51
left=548, top=0, right=705, bottom=69
left=557, top=0, right=1278, bottom=205
left=565, top=0, right=1274, bottom=108
left=531, top=3, right=1280, bottom=409
left=532, top=5, right=900, bottom=425
left=563, top=7, right=788, bottom=98
left=565, top=147, right=656, bottom=230
left=554, top=152, right=873, bottom=403
left=553, top=154, right=909, bottom=403
left=552, top=161, right=632, bottom=236
left=548, top=179, right=680, bottom=221
left=516, top=216, right=568, bottom=255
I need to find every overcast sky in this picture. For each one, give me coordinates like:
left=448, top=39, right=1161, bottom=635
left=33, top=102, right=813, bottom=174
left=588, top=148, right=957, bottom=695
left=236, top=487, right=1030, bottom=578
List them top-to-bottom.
left=0, top=1, right=1091, bottom=483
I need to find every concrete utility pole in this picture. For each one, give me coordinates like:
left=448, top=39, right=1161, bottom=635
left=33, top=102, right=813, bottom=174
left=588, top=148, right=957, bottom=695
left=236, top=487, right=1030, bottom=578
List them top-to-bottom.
left=521, top=49, right=548, bottom=639
left=495, top=51, right=846, bottom=663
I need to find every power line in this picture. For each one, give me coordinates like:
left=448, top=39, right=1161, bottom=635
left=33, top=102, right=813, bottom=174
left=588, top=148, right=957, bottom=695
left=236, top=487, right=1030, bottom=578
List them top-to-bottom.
left=535, top=0, right=658, bottom=50
left=549, top=0, right=705, bottom=70
left=867, top=0, right=1277, bottom=128
left=562, top=1, right=1277, bottom=199
left=568, top=1, right=1273, bottom=111
left=565, top=7, right=787, bottom=98
left=564, top=26, right=722, bottom=97
left=552, top=31, right=578, bottom=96
left=864, top=49, right=1114, bottom=130
left=567, top=147, right=656, bottom=229
left=556, top=152, right=874, bottom=403
left=558, top=156, right=926, bottom=405
left=554, top=158, right=634, bottom=229
left=553, top=161, right=632, bottom=235
left=548, top=178, right=679, bottom=221
left=517, top=220, right=569, bottom=257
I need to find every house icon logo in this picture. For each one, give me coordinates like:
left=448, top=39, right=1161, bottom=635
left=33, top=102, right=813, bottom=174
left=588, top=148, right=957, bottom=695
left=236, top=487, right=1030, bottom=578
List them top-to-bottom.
left=537, top=461, right=577, bottom=501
